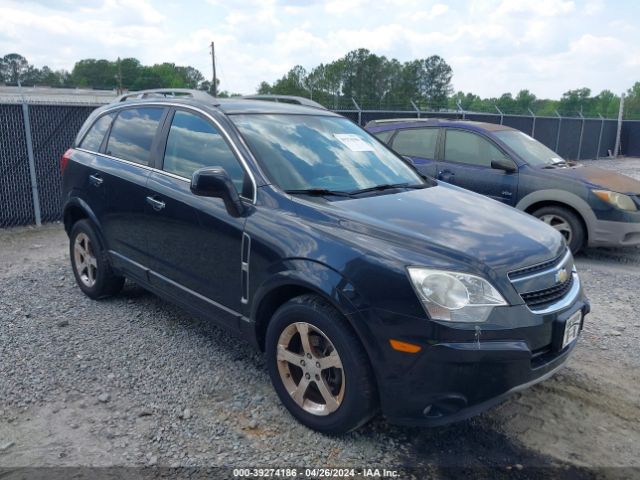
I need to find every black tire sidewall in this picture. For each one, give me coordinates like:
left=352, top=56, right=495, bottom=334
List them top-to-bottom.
left=533, top=206, right=585, bottom=254
left=69, top=220, right=118, bottom=299
left=265, top=297, right=375, bottom=434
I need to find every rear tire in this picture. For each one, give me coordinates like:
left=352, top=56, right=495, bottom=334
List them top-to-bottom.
left=532, top=206, right=585, bottom=254
left=69, top=219, right=124, bottom=299
left=265, top=294, right=377, bottom=434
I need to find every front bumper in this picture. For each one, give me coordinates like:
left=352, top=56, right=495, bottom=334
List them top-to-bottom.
left=589, top=218, right=640, bottom=247
left=364, top=296, right=589, bottom=427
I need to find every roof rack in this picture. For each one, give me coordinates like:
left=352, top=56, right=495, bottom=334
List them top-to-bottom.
left=115, top=88, right=215, bottom=103
left=241, top=94, right=326, bottom=110
left=364, top=117, right=464, bottom=128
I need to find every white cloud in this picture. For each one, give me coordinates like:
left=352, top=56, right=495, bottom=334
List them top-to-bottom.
left=1, top=0, right=638, bottom=99
left=494, top=0, right=575, bottom=17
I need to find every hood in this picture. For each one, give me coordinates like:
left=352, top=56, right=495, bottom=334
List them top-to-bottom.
left=547, top=165, right=640, bottom=195
left=321, top=183, right=564, bottom=273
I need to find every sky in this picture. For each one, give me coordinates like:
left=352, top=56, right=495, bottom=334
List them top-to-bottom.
left=0, top=0, right=638, bottom=99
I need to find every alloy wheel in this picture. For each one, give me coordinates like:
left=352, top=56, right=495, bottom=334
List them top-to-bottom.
left=540, top=214, right=573, bottom=244
left=73, top=232, right=97, bottom=288
left=276, top=322, right=345, bottom=416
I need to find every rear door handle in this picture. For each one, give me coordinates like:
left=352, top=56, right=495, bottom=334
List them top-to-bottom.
left=89, top=174, right=103, bottom=187
left=146, top=196, right=165, bottom=211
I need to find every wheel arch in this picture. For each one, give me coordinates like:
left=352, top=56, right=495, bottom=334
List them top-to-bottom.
left=516, top=189, right=596, bottom=244
left=62, top=198, right=107, bottom=250
left=249, top=260, right=366, bottom=352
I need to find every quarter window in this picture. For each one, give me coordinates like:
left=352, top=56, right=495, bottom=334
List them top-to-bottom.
left=106, top=108, right=164, bottom=165
left=163, top=110, right=246, bottom=193
left=79, top=113, right=114, bottom=152
left=392, top=128, right=438, bottom=159
left=444, top=129, right=508, bottom=167
left=373, top=130, right=394, bottom=144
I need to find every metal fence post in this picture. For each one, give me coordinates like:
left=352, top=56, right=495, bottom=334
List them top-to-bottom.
left=19, top=86, right=42, bottom=226
left=614, top=93, right=624, bottom=157
left=351, top=97, right=362, bottom=125
left=410, top=99, right=421, bottom=119
left=456, top=100, right=466, bottom=120
left=495, top=105, right=504, bottom=125
left=528, top=108, right=536, bottom=137
left=554, top=110, right=562, bottom=153
left=577, top=111, right=585, bottom=160
left=596, top=114, right=605, bottom=160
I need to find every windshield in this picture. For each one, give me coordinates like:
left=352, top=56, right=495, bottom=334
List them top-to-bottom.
left=231, top=114, right=423, bottom=192
left=494, top=130, right=566, bottom=166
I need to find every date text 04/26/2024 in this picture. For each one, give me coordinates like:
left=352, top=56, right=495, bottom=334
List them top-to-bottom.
left=232, top=468, right=400, bottom=478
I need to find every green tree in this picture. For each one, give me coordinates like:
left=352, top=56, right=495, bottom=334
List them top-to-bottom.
left=1, top=53, right=29, bottom=84
left=417, top=55, right=453, bottom=109
left=72, top=59, right=117, bottom=89
left=270, top=65, right=309, bottom=97
left=625, top=82, right=640, bottom=119
left=559, top=88, right=592, bottom=116
left=514, top=89, right=536, bottom=113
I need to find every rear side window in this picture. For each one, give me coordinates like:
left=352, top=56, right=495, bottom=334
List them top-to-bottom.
left=106, top=108, right=164, bottom=165
left=163, top=110, right=246, bottom=193
left=79, top=113, right=114, bottom=152
left=392, top=128, right=438, bottom=159
left=444, top=129, right=506, bottom=167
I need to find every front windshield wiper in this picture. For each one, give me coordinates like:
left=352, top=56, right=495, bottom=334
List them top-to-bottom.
left=349, top=182, right=427, bottom=195
left=285, top=188, right=354, bottom=197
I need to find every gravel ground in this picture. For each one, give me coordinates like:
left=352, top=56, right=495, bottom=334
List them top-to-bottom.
left=1, top=158, right=640, bottom=478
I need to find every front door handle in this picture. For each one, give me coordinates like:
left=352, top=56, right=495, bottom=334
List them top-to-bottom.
left=88, top=174, right=103, bottom=187
left=146, top=196, right=166, bottom=211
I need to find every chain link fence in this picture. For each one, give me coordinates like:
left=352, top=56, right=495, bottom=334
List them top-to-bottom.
left=1, top=98, right=638, bottom=228
left=0, top=102, right=98, bottom=227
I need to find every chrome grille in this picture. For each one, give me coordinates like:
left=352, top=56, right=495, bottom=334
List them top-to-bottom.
left=509, top=248, right=579, bottom=313
left=508, top=251, right=566, bottom=281
left=520, top=275, right=574, bottom=309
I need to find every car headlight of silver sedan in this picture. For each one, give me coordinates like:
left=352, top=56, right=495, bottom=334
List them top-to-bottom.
left=407, top=267, right=508, bottom=322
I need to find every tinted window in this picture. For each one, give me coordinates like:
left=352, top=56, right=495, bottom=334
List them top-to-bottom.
left=106, top=108, right=163, bottom=165
left=163, top=111, right=246, bottom=193
left=79, top=113, right=114, bottom=152
left=232, top=114, right=423, bottom=192
left=392, top=128, right=438, bottom=158
left=444, top=129, right=507, bottom=167
left=373, top=130, right=394, bottom=144
left=494, top=130, right=563, bottom=166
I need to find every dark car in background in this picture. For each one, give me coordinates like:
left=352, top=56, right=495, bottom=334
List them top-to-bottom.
left=61, top=90, right=588, bottom=433
left=366, top=119, right=640, bottom=253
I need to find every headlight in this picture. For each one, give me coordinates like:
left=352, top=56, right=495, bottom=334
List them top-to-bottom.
left=593, top=190, right=637, bottom=212
left=407, top=267, right=507, bottom=323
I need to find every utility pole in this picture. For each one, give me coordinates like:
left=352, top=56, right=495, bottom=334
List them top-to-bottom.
left=210, top=41, right=217, bottom=97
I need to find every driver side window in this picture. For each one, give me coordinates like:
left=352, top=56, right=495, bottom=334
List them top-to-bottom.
left=163, top=110, right=246, bottom=194
left=444, top=129, right=509, bottom=168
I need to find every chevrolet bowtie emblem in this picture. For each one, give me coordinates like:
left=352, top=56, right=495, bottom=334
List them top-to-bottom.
left=555, top=268, right=568, bottom=284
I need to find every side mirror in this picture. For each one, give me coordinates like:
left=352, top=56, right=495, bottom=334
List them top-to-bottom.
left=402, top=155, right=416, bottom=165
left=491, top=158, right=516, bottom=173
left=191, top=167, right=245, bottom=217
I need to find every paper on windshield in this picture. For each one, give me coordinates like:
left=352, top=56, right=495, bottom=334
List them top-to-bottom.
left=334, top=134, right=374, bottom=152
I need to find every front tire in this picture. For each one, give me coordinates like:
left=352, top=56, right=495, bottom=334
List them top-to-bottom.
left=533, top=206, right=585, bottom=254
left=69, top=219, right=124, bottom=299
left=265, top=294, right=377, bottom=434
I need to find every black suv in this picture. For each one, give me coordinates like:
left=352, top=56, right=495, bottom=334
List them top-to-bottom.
left=61, top=89, right=589, bottom=433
